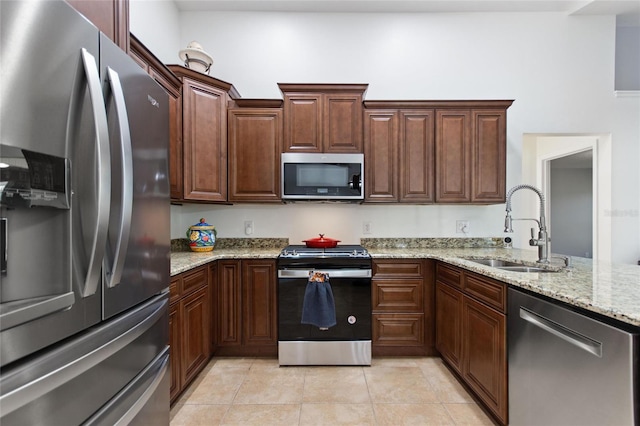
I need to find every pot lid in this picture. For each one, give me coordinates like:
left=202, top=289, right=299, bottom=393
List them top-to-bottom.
left=303, top=234, right=341, bottom=243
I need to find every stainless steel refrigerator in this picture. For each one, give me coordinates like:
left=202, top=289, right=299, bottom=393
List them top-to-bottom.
left=0, top=0, right=170, bottom=423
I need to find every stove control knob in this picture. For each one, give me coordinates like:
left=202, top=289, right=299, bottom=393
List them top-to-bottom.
left=347, top=315, right=357, bottom=324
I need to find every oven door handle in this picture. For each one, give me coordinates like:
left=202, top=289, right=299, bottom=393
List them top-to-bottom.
left=278, top=269, right=372, bottom=279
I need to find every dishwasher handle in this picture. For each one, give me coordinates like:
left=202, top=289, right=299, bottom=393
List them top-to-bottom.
left=519, top=307, right=603, bottom=357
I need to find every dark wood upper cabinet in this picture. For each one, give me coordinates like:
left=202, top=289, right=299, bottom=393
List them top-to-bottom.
left=66, top=0, right=129, bottom=52
left=168, top=65, right=240, bottom=203
left=279, top=84, right=368, bottom=153
left=228, top=100, right=283, bottom=203
left=434, top=101, right=513, bottom=204
left=364, top=102, right=436, bottom=204
left=435, top=109, right=472, bottom=203
left=471, top=109, right=507, bottom=203
left=364, top=110, right=398, bottom=202
left=399, top=110, right=435, bottom=203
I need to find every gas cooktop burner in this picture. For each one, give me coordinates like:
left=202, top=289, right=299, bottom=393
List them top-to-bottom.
left=279, top=245, right=370, bottom=258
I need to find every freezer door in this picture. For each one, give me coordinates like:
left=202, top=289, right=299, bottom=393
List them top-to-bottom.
left=0, top=0, right=105, bottom=366
left=99, top=33, right=170, bottom=319
left=0, top=293, right=169, bottom=425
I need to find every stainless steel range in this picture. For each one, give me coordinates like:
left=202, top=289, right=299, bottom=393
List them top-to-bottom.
left=277, top=245, right=372, bottom=366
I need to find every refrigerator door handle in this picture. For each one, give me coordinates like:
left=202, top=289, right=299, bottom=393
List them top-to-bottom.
left=74, top=48, right=111, bottom=298
left=104, top=67, right=133, bottom=289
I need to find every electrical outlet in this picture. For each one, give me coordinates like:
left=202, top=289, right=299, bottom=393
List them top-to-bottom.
left=244, top=220, right=254, bottom=235
left=456, top=220, right=470, bottom=234
left=363, top=221, right=372, bottom=234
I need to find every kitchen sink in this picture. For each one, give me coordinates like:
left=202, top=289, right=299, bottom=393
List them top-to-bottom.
left=465, top=258, right=559, bottom=273
left=465, top=258, right=523, bottom=267
left=495, top=266, right=557, bottom=273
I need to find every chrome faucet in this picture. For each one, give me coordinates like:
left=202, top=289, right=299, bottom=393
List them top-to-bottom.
left=504, top=184, right=550, bottom=264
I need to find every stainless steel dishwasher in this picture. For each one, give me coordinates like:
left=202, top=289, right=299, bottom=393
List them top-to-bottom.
left=509, top=288, right=638, bottom=426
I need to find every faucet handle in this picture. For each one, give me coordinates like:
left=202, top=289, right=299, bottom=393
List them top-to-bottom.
left=529, top=228, right=539, bottom=247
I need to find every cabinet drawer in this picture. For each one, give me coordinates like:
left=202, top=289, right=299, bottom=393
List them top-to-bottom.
left=373, top=260, right=424, bottom=277
left=436, top=263, right=462, bottom=289
left=182, top=266, right=208, bottom=296
left=464, top=272, right=506, bottom=313
left=169, top=276, right=181, bottom=304
left=372, top=280, right=423, bottom=311
left=372, top=313, right=424, bottom=346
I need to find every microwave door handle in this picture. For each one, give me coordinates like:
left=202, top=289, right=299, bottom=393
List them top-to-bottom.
left=75, top=48, right=110, bottom=297
left=104, top=68, right=133, bottom=289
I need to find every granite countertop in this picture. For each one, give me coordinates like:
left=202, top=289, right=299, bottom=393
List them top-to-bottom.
left=170, top=238, right=640, bottom=328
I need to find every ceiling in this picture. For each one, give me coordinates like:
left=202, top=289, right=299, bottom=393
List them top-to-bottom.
left=173, top=0, right=640, bottom=26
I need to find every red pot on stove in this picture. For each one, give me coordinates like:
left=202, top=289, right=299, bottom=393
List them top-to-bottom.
left=303, top=234, right=341, bottom=248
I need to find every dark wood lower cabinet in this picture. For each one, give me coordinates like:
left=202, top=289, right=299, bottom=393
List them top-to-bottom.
left=216, top=259, right=277, bottom=356
left=372, top=259, right=435, bottom=356
left=435, top=262, right=508, bottom=425
left=169, top=266, right=210, bottom=405
left=435, top=281, right=463, bottom=373
left=181, top=286, right=210, bottom=385
left=462, top=296, right=507, bottom=421
left=168, top=302, right=181, bottom=404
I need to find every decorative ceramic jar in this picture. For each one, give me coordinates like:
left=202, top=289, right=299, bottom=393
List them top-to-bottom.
left=186, top=218, right=216, bottom=252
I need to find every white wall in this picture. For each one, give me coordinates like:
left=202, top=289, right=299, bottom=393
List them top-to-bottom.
left=130, top=0, right=181, bottom=63
left=131, top=7, right=640, bottom=264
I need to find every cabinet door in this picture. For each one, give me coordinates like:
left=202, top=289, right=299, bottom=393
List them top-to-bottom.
left=66, top=0, right=129, bottom=51
left=182, top=78, right=227, bottom=202
left=168, top=91, right=183, bottom=200
left=283, top=94, right=322, bottom=152
left=324, top=94, right=363, bottom=153
left=228, top=109, right=282, bottom=202
left=471, top=109, right=506, bottom=203
left=364, top=110, right=398, bottom=202
left=399, top=110, right=435, bottom=203
left=435, top=110, right=471, bottom=203
left=217, top=260, right=242, bottom=346
left=242, top=260, right=277, bottom=346
left=209, top=263, right=217, bottom=354
left=435, top=281, right=463, bottom=373
left=181, top=286, right=210, bottom=386
left=462, top=296, right=507, bottom=424
left=169, top=302, right=182, bottom=404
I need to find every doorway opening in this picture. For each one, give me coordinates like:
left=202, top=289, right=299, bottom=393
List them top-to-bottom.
left=522, top=134, right=611, bottom=262
left=548, top=150, right=593, bottom=258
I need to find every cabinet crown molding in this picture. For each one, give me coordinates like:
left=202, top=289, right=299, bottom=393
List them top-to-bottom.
left=168, top=64, right=241, bottom=99
left=278, top=83, right=369, bottom=95
left=364, top=100, right=514, bottom=109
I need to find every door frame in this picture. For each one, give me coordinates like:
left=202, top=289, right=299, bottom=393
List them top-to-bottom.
left=522, top=134, right=612, bottom=262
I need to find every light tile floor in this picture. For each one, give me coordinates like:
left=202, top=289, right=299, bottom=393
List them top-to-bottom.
left=170, top=357, right=494, bottom=425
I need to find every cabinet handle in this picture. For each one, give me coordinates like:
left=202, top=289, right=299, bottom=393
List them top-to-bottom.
left=519, top=307, right=602, bottom=357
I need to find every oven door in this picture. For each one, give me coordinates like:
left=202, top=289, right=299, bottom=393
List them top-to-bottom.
left=277, top=268, right=371, bottom=341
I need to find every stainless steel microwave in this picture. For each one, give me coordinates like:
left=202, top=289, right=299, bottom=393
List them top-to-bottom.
left=281, top=153, right=364, bottom=200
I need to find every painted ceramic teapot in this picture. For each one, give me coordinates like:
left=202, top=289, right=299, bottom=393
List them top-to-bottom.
left=186, top=218, right=216, bottom=252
